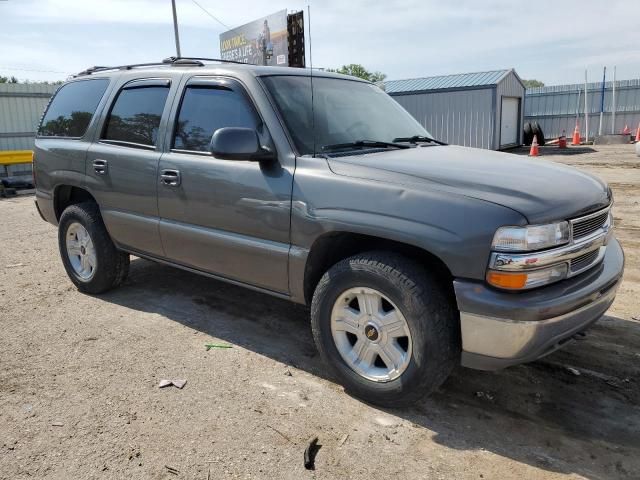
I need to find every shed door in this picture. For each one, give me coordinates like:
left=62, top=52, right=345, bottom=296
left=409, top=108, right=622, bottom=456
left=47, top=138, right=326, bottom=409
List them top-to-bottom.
left=500, top=97, right=519, bottom=147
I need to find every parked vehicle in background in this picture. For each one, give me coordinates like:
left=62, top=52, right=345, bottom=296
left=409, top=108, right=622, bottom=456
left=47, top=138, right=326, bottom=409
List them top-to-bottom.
left=33, top=58, right=624, bottom=406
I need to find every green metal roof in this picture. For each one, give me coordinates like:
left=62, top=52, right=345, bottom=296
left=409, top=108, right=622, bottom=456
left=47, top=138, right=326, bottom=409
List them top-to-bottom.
left=385, top=69, right=511, bottom=94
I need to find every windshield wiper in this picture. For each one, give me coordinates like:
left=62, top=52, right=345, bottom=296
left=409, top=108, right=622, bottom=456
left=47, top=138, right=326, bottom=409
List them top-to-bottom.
left=392, top=135, right=447, bottom=146
left=321, top=139, right=410, bottom=152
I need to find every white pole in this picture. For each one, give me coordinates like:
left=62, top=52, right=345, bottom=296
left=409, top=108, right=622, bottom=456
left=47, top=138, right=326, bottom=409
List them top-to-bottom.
left=171, top=0, right=182, bottom=57
left=611, top=66, right=617, bottom=134
left=584, top=70, right=589, bottom=143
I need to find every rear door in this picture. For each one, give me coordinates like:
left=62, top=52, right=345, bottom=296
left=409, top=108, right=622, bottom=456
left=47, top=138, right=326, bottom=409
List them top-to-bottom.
left=86, top=76, right=177, bottom=256
left=157, top=76, right=293, bottom=293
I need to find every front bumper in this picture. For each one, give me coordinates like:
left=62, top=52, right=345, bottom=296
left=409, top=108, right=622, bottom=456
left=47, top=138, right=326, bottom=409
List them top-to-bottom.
left=454, top=238, right=624, bottom=370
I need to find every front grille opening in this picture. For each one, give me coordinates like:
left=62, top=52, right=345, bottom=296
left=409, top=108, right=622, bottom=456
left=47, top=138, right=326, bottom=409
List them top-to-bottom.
left=572, top=210, right=608, bottom=239
left=570, top=249, right=600, bottom=273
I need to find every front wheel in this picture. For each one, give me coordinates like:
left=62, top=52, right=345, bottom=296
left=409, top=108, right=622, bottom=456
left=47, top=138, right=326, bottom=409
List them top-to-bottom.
left=58, top=202, right=129, bottom=294
left=311, top=252, right=460, bottom=407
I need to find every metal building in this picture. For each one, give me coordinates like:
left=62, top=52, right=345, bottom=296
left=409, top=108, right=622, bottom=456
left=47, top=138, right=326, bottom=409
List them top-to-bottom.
left=384, top=69, right=525, bottom=150
left=525, top=79, right=640, bottom=140
left=0, top=82, right=56, bottom=151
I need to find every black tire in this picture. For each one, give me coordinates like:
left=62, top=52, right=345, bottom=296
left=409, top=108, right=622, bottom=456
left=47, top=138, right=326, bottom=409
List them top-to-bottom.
left=523, top=122, right=534, bottom=146
left=532, top=122, right=546, bottom=146
left=58, top=202, right=129, bottom=294
left=311, top=252, right=460, bottom=407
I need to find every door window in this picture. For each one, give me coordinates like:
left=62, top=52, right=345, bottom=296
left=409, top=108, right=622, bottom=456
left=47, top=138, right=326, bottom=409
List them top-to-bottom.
left=38, top=79, right=109, bottom=138
left=103, top=84, right=170, bottom=147
left=173, top=85, right=258, bottom=152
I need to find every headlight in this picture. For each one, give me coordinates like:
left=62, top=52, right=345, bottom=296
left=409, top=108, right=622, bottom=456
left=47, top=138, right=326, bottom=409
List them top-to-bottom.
left=492, top=222, right=569, bottom=252
left=486, top=264, right=568, bottom=290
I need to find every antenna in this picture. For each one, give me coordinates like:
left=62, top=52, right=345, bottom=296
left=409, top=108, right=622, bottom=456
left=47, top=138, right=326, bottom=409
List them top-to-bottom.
left=171, top=0, right=182, bottom=57
left=308, top=4, right=316, bottom=157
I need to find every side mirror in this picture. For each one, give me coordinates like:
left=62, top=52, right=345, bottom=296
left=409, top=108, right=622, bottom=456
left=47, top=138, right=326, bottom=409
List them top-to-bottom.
left=209, top=127, right=275, bottom=161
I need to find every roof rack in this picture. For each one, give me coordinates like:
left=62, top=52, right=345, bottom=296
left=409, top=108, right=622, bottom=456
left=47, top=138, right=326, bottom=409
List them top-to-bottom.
left=75, top=56, right=253, bottom=77
left=163, top=56, right=253, bottom=65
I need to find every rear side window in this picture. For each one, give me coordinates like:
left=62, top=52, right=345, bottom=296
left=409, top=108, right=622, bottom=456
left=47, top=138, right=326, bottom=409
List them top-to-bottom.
left=38, top=79, right=109, bottom=138
left=103, top=85, right=170, bottom=147
left=173, top=86, right=258, bottom=152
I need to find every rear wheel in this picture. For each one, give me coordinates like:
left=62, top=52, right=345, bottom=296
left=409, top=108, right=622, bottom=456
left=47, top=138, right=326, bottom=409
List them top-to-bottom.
left=58, top=202, right=129, bottom=294
left=311, top=252, right=459, bottom=407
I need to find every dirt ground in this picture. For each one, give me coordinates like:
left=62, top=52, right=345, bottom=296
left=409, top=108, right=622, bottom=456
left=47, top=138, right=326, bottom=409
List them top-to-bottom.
left=1, top=144, right=639, bottom=480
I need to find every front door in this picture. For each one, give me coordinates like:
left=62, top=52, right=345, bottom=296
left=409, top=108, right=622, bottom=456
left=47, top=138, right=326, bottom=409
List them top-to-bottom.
left=87, top=77, right=176, bottom=256
left=157, top=77, right=292, bottom=293
left=500, top=96, right=520, bottom=148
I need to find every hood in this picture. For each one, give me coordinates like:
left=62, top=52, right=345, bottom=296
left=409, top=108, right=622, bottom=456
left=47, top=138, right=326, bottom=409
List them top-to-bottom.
left=327, top=145, right=611, bottom=223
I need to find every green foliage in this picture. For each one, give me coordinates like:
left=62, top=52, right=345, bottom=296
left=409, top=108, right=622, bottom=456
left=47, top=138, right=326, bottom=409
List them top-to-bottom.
left=326, top=64, right=387, bottom=83
left=0, top=75, right=19, bottom=84
left=0, top=75, right=63, bottom=85
left=522, top=79, right=545, bottom=88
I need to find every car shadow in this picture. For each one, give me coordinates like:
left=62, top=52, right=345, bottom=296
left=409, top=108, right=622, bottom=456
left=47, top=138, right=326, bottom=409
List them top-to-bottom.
left=100, top=258, right=640, bottom=479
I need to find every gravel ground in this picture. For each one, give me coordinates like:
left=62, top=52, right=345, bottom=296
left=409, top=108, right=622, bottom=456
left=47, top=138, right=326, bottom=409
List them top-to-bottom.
left=1, top=144, right=639, bottom=480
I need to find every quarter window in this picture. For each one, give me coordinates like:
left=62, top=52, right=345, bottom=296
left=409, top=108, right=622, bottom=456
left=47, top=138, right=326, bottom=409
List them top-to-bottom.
left=38, top=79, right=109, bottom=138
left=103, top=85, right=170, bottom=147
left=173, top=85, right=258, bottom=152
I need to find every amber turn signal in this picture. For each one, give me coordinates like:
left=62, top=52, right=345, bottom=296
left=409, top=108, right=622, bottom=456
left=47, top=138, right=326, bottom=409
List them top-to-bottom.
left=486, top=271, right=528, bottom=290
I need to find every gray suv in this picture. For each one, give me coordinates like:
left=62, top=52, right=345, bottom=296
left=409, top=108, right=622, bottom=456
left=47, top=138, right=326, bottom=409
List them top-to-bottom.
left=34, top=58, right=624, bottom=406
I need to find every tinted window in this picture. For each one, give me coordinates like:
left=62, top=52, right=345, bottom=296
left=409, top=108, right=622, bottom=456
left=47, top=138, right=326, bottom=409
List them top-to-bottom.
left=38, top=79, right=109, bottom=137
left=103, top=86, right=169, bottom=146
left=173, top=86, right=258, bottom=152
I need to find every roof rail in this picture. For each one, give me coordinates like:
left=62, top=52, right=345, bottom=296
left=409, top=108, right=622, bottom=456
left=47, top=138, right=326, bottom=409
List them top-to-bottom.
left=75, top=56, right=254, bottom=77
left=162, top=56, right=254, bottom=66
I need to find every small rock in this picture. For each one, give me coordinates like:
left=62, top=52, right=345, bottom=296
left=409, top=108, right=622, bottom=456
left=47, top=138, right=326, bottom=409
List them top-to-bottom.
left=566, top=367, right=581, bottom=376
left=284, top=370, right=293, bottom=377
left=172, top=379, right=187, bottom=389
left=158, top=380, right=172, bottom=388
left=374, top=416, right=400, bottom=427
left=51, top=422, right=64, bottom=427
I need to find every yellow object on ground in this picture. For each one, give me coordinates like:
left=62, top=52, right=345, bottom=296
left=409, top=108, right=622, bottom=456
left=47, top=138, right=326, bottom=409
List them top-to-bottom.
left=0, top=150, right=33, bottom=165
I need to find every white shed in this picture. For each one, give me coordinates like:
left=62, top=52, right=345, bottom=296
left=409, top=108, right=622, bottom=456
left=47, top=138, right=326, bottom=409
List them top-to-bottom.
left=384, top=69, right=526, bottom=150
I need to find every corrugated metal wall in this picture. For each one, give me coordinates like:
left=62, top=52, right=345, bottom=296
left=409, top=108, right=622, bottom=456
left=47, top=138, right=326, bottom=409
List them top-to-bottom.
left=389, top=71, right=525, bottom=150
left=495, top=72, right=525, bottom=148
left=524, top=79, right=640, bottom=140
left=0, top=83, right=57, bottom=151
left=392, top=88, right=495, bottom=149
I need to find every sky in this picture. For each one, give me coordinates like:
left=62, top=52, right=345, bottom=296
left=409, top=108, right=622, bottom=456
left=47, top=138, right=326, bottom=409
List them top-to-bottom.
left=1, top=0, right=638, bottom=85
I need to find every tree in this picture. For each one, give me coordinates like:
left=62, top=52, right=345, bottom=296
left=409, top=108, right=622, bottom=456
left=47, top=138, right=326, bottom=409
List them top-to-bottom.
left=326, top=64, right=387, bottom=83
left=0, top=75, right=19, bottom=84
left=522, top=79, right=545, bottom=88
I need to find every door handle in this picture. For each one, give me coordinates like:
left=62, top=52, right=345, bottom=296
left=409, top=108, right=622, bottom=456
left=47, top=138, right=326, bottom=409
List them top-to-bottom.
left=93, top=159, right=108, bottom=175
left=160, top=169, right=181, bottom=187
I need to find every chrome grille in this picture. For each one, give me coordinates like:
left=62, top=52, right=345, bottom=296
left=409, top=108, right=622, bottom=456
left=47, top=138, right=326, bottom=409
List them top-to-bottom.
left=571, top=209, right=609, bottom=240
left=570, top=248, right=600, bottom=273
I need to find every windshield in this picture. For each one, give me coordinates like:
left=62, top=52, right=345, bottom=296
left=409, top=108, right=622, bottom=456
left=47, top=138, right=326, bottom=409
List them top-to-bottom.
left=261, top=75, right=432, bottom=155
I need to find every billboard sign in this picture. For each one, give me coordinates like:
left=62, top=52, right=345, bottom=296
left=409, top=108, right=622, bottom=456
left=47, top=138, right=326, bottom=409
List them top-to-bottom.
left=219, top=10, right=289, bottom=66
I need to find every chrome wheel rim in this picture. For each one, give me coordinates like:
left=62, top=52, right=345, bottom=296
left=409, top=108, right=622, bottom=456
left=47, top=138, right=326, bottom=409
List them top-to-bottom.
left=65, top=222, right=96, bottom=281
left=330, top=287, right=412, bottom=382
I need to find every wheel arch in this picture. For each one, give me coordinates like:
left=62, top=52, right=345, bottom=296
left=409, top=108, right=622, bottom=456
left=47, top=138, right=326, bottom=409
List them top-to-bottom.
left=54, top=185, right=98, bottom=221
left=302, top=231, right=454, bottom=306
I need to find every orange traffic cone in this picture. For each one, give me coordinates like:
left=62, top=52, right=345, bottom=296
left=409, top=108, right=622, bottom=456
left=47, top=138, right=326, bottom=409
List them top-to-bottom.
left=635, top=122, right=640, bottom=143
left=572, top=123, right=581, bottom=145
left=622, top=124, right=630, bottom=135
left=529, top=135, right=539, bottom=156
